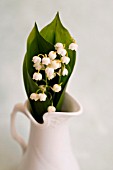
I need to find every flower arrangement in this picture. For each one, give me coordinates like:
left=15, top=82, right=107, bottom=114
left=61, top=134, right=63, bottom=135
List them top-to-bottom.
left=23, top=12, right=78, bottom=123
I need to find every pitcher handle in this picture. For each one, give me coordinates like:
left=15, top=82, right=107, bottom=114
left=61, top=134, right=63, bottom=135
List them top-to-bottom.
left=11, top=103, right=28, bottom=153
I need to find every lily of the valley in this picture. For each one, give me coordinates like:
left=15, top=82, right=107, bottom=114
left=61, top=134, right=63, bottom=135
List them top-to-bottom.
left=30, top=41, right=77, bottom=112
left=54, top=42, right=64, bottom=50
left=69, top=43, right=78, bottom=51
left=57, top=48, right=67, bottom=56
left=48, top=51, right=57, bottom=60
left=32, top=56, right=41, bottom=64
left=61, top=56, right=70, bottom=65
left=42, top=57, right=51, bottom=65
left=50, top=60, right=61, bottom=70
left=33, top=63, right=42, bottom=71
left=45, top=67, right=54, bottom=78
left=45, top=67, right=56, bottom=80
left=62, top=68, right=68, bottom=76
left=33, top=72, right=42, bottom=81
left=48, top=73, right=56, bottom=80
left=52, top=84, right=61, bottom=92
left=30, top=93, right=39, bottom=101
left=30, top=93, right=47, bottom=102
left=38, top=93, right=47, bottom=101
left=47, top=106, right=56, bottom=112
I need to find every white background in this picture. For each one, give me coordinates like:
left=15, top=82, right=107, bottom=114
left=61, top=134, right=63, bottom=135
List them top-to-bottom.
left=0, top=0, right=113, bottom=170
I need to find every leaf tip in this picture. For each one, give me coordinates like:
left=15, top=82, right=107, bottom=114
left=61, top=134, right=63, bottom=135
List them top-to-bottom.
left=55, top=11, right=60, bottom=20
left=56, top=11, right=59, bottom=16
left=34, top=22, right=37, bottom=28
left=34, top=22, right=39, bottom=32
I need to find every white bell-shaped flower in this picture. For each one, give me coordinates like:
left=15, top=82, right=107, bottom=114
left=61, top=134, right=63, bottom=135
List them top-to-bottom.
left=54, top=42, right=64, bottom=50
left=69, top=43, right=78, bottom=51
left=57, top=48, right=67, bottom=56
left=48, top=51, right=57, bottom=60
left=32, top=56, right=41, bottom=64
left=61, top=56, right=70, bottom=65
left=42, top=57, right=50, bottom=65
left=50, top=60, right=61, bottom=70
left=33, top=63, right=42, bottom=71
left=45, top=67, right=54, bottom=78
left=62, top=68, right=68, bottom=76
left=33, top=72, right=42, bottom=81
left=47, top=73, right=56, bottom=80
left=52, top=84, right=61, bottom=92
left=30, top=93, right=39, bottom=101
left=38, top=93, right=47, bottom=101
left=48, top=106, right=56, bottom=112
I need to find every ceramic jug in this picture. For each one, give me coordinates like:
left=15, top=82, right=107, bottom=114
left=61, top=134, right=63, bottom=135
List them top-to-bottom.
left=11, top=93, right=82, bottom=170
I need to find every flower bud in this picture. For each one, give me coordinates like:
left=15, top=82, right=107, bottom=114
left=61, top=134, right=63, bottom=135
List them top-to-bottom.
left=52, top=84, right=61, bottom=92
left=39, top=85, right=46, bottom=92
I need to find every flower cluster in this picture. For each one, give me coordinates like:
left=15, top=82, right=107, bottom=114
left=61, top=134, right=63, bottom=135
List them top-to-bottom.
left=30, top=42, right=78, bottom=112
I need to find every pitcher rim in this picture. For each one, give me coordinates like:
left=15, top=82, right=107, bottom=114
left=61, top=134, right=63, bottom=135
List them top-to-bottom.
left=24, top=93, right=83, bottom=126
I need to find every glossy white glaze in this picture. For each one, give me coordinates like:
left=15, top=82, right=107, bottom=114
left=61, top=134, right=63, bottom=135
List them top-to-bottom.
left=11, top=93, right=82, bottom=170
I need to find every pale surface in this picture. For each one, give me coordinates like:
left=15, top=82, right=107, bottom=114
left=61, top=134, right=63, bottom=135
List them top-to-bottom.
left=0, top=0, right=113, bottom=170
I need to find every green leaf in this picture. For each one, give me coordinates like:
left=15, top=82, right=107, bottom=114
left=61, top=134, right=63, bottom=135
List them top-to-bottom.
left=40, top=12, right=76, bottom=110
left=23, top=23, right=54, bottom=123
left=27, top=23, right=54, bottom=77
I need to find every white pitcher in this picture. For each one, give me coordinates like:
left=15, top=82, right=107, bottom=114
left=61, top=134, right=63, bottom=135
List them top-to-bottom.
left=11, top=93, right=83, bottom=170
